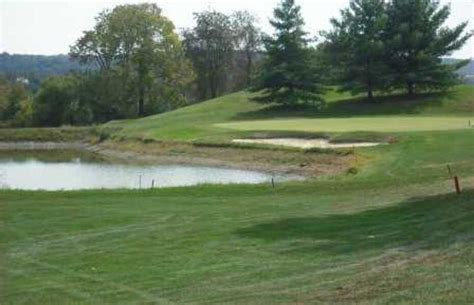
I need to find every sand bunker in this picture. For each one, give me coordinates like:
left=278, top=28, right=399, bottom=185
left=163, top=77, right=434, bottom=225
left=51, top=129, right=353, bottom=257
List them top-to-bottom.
left=233, top=138, right=385, bottom=149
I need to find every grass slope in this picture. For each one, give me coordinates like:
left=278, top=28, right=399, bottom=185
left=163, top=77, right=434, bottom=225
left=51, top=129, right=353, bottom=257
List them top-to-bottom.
left=1, top=85, right=474, bottom=304
left=110, top=85, right=474, bottom=141
left=107, top=91, right=264, bottom=141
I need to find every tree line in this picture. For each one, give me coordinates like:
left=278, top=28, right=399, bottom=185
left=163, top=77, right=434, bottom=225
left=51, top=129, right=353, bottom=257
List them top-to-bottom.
left=0, top=0, right=471, bottom=127
left=255, top=0, right=471, bottom=105
left=321, top=0, right=472, bottom=100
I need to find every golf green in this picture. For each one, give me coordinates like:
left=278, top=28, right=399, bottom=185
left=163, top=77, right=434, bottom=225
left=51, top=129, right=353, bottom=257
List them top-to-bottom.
left=217, top=116, right=473, bottom=133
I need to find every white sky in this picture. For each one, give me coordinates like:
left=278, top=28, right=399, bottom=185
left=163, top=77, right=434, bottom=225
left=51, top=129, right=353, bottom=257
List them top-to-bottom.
left=1, top=0, right=473, bottom=58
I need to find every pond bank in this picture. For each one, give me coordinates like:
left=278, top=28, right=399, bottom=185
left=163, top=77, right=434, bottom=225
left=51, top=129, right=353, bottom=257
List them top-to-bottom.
left=0, top=140, right=352, bottom=177
left=0, top=142, right=89, bottom=150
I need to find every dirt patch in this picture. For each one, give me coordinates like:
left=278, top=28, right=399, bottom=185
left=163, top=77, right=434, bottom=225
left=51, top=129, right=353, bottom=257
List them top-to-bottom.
left=233, top=138, right=386, bottom=149
left=94, top=140, right=351, bottom=177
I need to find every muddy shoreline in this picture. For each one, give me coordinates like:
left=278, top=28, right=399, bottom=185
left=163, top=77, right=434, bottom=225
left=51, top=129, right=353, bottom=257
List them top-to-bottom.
left=0, top=141, right=350, bottom=177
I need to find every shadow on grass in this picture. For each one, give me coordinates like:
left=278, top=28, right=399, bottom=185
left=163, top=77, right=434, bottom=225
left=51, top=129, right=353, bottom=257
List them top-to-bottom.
left=234, top=92, right=449, bottom=121
left=236, top=190, right=474, bottom=255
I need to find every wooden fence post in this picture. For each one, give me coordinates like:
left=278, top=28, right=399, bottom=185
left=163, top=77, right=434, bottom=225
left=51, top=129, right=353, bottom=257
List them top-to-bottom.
left=454, top=176, right=461, bottom=195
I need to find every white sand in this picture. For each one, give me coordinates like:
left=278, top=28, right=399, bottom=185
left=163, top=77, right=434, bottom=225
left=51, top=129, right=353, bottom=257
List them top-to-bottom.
left=232, top=138, right=385, bottom=149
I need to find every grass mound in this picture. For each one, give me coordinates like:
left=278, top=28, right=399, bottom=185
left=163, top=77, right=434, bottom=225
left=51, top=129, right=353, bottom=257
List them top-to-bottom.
left=110, top=85, right=474, bottom=142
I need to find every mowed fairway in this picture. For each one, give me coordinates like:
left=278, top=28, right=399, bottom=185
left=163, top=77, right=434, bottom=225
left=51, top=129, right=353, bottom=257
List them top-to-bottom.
left=217, top=116, right=473, bottom=133
left=3, top=129, right=474, bottom=305
left=2, top=184, right=474, bottom=305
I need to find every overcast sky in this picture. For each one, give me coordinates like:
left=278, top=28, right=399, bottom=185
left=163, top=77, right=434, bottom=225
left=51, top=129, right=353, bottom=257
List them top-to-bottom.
left=1, top=0, right=473, bottom=58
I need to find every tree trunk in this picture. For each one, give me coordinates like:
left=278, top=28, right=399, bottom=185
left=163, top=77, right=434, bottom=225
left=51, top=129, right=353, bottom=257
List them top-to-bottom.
left=246, top=50, right=253, bottom=87
left=366, top=59, right=374, bottom=101
left=137, top=62, right=146, bottom=117
left=209, top=72, right=217, bottom=98
left=367, top=75, right=374, bottom=100
left=407, top=82, right=414, bottom=95
left=138, top=84, right=145, bottom=117
left=367, top=87, right=374, bottom=100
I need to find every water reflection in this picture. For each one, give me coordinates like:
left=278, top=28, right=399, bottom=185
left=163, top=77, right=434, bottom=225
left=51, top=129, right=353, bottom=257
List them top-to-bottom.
left=0, top=151, right=296, bottom=190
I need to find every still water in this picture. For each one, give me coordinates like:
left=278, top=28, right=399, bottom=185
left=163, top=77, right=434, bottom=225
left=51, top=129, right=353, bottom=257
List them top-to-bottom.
left=0, top=151, right=292, bottom=191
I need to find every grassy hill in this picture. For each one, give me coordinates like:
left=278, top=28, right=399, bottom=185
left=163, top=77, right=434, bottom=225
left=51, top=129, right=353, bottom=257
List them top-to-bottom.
left=2, top=85, right=474, bottom=305
left=109, top=85, right=474, bottom=142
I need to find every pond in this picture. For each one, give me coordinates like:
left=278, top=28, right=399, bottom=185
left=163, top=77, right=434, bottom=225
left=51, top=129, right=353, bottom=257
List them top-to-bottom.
left=0, top=150, right=295, bottom=191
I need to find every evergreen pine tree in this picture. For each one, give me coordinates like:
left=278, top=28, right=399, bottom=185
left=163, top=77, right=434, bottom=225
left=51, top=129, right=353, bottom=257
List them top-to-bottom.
left=253, top=0, right=325, bottom=105
left=323, top=0, right=389, bottom=100
left=385, top=0, right=472, bottom=94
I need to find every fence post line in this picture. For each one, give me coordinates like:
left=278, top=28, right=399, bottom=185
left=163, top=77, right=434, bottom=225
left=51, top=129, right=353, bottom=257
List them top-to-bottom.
left=447, top=164, right=453, bottom=178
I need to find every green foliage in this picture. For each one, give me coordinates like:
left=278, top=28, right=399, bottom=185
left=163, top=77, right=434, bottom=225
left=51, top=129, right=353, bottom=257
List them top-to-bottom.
left=253, top=0, right=325, bottom=106
left=323, top=0, right=390, bottom=99
left=323, top=0, right=472, bottom=97
left=384, top=0, right=473, bottom=94
left=70, top=3, right=194, bottom=117
left=183, top=10, right=263, bottom=101
left=182, top=11, right=236, bottom=99
left=232, top=11, right=263, bottom=86
left=78, top=71, right=134, bottom=122
left=0, top=76, right=32, bottom=126
left=34, top=76, right=93, bottom=127
left=0, top=77, right=11, bottom=118
left=4, top=83, right=28, bottom=120
left=13, top=97, right=35, bottom=127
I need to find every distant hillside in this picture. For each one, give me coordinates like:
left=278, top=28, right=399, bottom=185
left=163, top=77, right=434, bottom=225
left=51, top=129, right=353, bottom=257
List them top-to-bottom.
left=0, top=53, right=95, bottom=91
left=0, top=53, right=91, bottom=77
left=443, top=58, right=474, bottom=84
left=457, top=60, right=474, bottom=76
left=458, top=60, right=474, bottom=84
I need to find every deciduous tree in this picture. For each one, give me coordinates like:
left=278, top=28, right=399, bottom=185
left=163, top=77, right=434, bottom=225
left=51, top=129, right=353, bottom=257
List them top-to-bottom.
left=70, top=3, right=193, bottom=117
left=182, top=11, right=235, bottom=99
left=232, top=11, right=262, bottom=86
left=34, top=76, right=91, bottom=127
